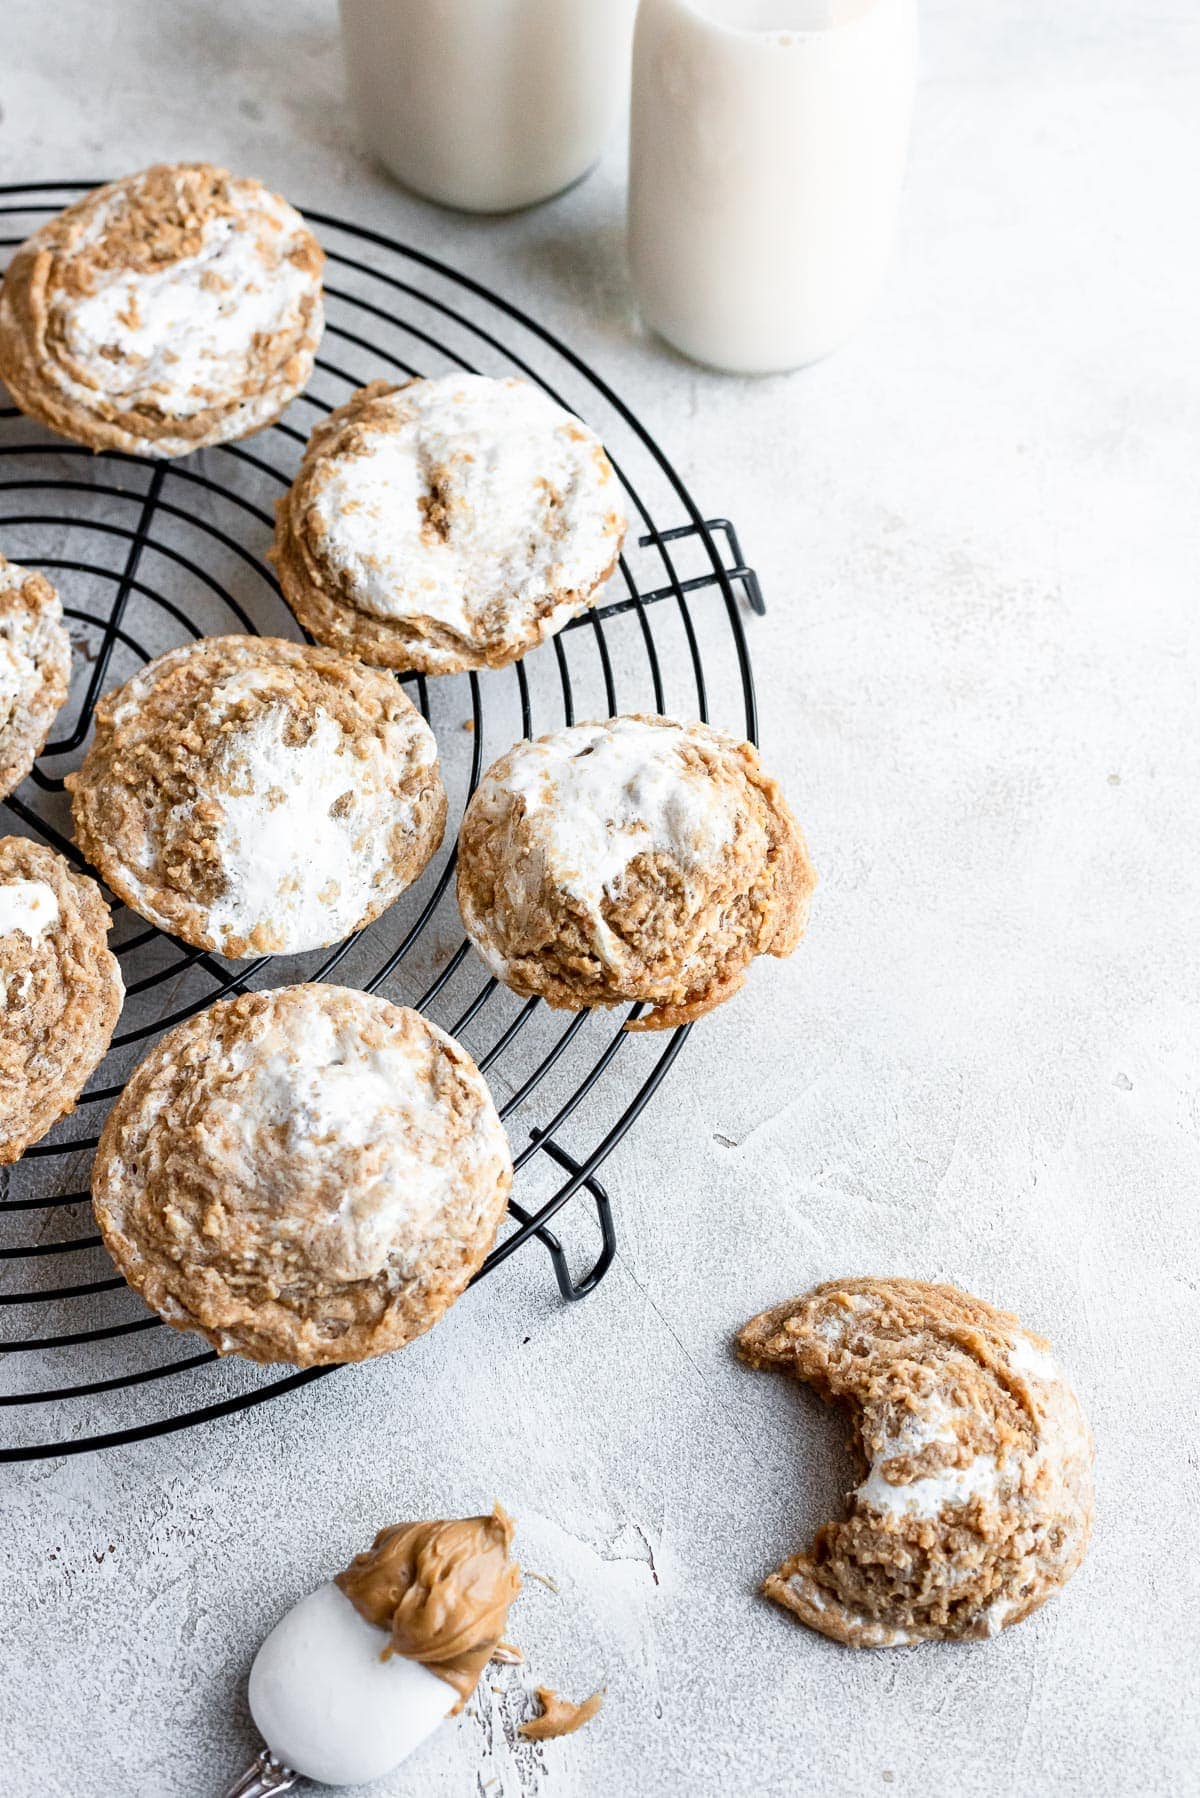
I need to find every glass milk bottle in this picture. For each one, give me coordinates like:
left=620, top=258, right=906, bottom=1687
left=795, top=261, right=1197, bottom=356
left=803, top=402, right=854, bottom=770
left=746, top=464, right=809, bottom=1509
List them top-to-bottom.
left=340, top=0, right=639, bottom=213
left=628, top=0, right=918, bottom=373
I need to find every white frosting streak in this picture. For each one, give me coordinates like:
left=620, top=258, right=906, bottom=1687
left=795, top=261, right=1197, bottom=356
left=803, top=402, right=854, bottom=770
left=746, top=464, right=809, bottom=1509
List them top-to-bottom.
left=52, top=178, right=316, bottom=419
left=310, top=376, right=622, bottom=643
left=0, top=560, right=52, bottom=722
left=0, top=635, right=35, bottom=718
left=203, top=702, right=409, bottom=956
left=485, top=718, right=739, bottom=965
left=0, top=878, right=60, bottom=946
left=213, top=1005, right=500, bottom=1285
left=1006, top=1332, right=1061, bottom=1385
left=856, top=1400, right=1004, bottom=1521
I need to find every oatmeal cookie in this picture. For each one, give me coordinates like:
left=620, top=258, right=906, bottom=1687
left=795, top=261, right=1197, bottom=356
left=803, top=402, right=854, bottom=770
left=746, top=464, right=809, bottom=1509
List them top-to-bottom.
left=0, top=163, right=324, bottom=456
left=271, top=376, right=626, bottom=674
left=0, top=555, right=71, bottom=799
left=67, top=635, right=446, bottom=958
left=456, top=715, right=815, bottom=1029
left=0, top=835, right=123, bottom=1162
left=91, top=984, right=513, bottom=1366
left=738, top=1278, right=1094, bottom=1646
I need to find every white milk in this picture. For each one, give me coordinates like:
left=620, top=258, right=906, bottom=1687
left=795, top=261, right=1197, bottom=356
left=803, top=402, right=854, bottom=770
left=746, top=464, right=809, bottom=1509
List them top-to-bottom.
left=339, top=0, right=639, bottom=213
left=628, top=0, right=918, bottom=373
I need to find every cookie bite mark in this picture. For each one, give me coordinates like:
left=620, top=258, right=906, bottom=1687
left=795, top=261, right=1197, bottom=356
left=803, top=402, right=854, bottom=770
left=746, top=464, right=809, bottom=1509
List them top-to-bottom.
left=0, top=162, right=324, bottom=456
left=271, top=375, right=626, bottom=675
left=67, top=635, right=447, bottom=958
left=457, top=715, right=815, bottom=1029
left=0, top=835, right=123, bottom=1162
left=737, top=1278, right=1094, bottom=1647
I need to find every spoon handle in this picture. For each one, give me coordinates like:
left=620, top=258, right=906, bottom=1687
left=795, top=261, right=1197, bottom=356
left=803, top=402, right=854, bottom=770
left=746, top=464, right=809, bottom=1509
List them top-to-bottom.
left=221, top=1747, right=299, bottom=1797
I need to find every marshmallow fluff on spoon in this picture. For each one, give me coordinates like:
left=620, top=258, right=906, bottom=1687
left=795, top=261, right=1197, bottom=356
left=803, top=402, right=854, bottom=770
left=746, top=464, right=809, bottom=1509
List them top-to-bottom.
left=234, top=1509, right=520, bottom=1790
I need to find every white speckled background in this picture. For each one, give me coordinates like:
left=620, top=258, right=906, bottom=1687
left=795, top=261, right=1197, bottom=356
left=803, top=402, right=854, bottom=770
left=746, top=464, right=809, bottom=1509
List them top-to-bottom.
left=1, top=3, right=1198, bottom=1794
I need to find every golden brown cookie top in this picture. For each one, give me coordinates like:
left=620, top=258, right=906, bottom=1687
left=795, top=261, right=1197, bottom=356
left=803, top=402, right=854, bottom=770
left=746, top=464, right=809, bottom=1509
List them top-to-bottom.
left=0, top=163, right=324, bottom=456
left=272, top=376, right=626, bottom=674
left=0, top=555, right=71, bottom=802
left=67, top=635, right=446, bottom=959
left=457, top=714, right=815, bottom=1029
left=0, top=834, right=123, bottom=1163
left=91, top=983, right=513, bottom=1366
left=739, top=1278, right=1094, bottom=1646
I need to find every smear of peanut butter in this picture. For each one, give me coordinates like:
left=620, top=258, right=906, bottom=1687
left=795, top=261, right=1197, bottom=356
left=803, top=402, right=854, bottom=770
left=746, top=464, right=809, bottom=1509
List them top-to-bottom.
left=335, top=1505, right=521, bottom=1710
left=519, top=1686, right=605, bottom=1741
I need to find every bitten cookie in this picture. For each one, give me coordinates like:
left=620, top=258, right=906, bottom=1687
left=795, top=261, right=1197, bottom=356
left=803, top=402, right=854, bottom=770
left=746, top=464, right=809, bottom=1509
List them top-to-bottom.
left=0, top=163, right=324, bottom=456
left=271, top=375, right=626, bottom=674
left=0, top=555, right=71, bottom=799
left=67, top=635, right=446, bottom=959
left=456, top=715, right=815, bottom=1030
left=0, top=835, right=123, bottom=1162
left=92, top=984, right=513, bottom=1366
left=738, top=1278, right=1094, bottom=1646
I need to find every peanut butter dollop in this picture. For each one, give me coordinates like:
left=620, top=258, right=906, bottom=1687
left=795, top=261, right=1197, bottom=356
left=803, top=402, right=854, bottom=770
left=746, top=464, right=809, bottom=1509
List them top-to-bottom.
left=335, top=1506, right=521, bottom=1710
left=519, top=1686, right=605, bottom=1741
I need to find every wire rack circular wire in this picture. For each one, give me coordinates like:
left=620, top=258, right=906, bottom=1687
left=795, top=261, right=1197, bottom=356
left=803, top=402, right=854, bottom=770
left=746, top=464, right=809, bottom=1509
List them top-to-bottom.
left=0, top=182, right=765, bottom=1462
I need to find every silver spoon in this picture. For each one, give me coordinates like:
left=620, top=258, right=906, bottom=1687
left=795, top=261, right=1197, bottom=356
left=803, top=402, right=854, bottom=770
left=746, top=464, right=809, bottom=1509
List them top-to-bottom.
left=221, top=1747, right=298, bottom=1796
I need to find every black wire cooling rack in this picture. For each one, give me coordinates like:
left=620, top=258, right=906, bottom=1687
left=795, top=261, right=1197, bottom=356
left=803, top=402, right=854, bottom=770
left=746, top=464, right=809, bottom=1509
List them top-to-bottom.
left=0, top=182, right=764, bottom=1462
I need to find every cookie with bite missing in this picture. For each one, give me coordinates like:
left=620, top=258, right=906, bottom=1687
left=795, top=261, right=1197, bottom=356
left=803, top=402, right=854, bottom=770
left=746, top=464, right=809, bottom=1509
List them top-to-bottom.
left=0, top=162, right=324, bottom=457
left=271, top=375, right=626, bottom=674
left=0, top=555, right=71, bottom=800
left=67, top=635, right=446, bottom=959
left=456, top=714, right=815, bottom=1030
left=0, top=835, right=123, bottom=1162
left=92, top=984, right=513, bottom=1366
left=737, top=1278, right=1094, bottom=1646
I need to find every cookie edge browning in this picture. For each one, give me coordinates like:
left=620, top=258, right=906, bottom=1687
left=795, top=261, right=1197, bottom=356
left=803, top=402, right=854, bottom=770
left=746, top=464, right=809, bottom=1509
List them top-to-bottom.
left=0, top=163, right=325, bottom=458
left=270, top=378, right=628, bottom=676
left=0, top=560, right=72, bottom=803
left=66, top=634, right=448, bottom=958
left=457, top=715, right=817, bottom=1031
left=629, top=731, right=815, bottom=1031
left=0, top=836, right=124, bottom=1163
left=91, top=985, right=514, bottom=1367
left=736, top=1277, right=1095, bottom=1649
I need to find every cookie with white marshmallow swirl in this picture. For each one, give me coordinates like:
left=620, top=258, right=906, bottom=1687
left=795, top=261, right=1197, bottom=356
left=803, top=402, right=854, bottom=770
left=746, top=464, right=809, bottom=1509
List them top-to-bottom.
left=0, top=163, right=324, bottom=456
left=272, top=376, right=626, bottom=674
left=67, top=636, right=446, bottom=959
left=456, top=715, right=815, bottom=1030
left=92, top=985, right=513, bottom=1366
left=738, top=1278, right=1095, bottom=1646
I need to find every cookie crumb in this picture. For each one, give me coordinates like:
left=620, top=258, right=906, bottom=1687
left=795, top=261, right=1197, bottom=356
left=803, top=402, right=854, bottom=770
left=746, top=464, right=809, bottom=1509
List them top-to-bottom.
left=519, top=1687, right=604, bottom=1741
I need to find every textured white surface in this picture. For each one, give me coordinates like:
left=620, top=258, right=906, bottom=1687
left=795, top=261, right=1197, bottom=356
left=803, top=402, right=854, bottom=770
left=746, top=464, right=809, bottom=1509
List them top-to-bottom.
left=1, top=3, right=1198, bottom=1796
